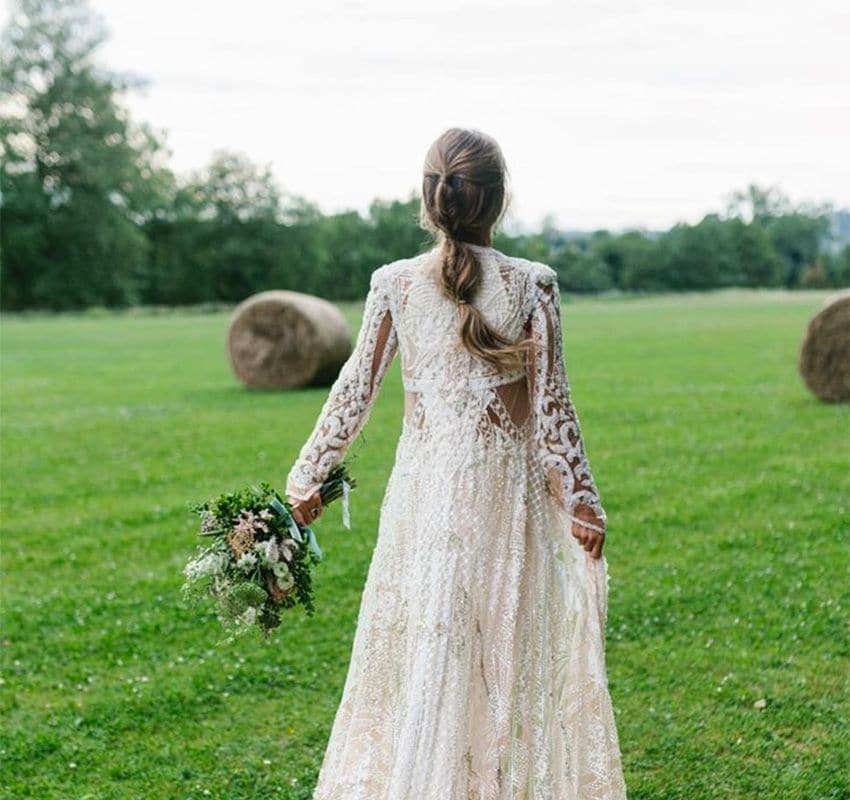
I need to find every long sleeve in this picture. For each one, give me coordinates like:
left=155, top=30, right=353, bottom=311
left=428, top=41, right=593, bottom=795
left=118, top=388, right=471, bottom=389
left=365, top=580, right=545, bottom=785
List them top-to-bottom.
left=286, top=269, right=398, bottom=502
left=527, top=271, right=607, bottom=529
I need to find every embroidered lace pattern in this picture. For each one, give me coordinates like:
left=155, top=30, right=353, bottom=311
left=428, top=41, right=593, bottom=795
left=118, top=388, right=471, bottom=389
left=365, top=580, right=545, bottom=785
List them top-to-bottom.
left=286, top=245, right=627, bottom=799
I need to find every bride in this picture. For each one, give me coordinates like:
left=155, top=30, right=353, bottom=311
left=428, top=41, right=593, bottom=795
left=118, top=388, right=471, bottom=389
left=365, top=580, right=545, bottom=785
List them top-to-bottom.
left=286, top=127, right=628, bottom=799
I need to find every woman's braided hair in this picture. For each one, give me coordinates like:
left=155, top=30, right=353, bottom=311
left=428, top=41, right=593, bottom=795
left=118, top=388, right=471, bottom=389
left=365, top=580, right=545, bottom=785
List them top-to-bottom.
left=420, top=128, right=528, bottom=371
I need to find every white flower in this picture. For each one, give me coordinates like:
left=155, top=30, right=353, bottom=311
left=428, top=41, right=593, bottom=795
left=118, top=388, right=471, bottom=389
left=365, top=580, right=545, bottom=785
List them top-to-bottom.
left=199, top=509, right=219, bottom=533
left=253, top=538, right=279, bottom=565
left=279, top=538, right=299, bottom=562
left=183, top=551, right=227, bottom=581
left=209, top=551, right=228, bottom=574
left=236, top=552, right=257, bottom=572
left=272, top=561, right=294, bottom=591
left=240, top=607, right=258, bottom=626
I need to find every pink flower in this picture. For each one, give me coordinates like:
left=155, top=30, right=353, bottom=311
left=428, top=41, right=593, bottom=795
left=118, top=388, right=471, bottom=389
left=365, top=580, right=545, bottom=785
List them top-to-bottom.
left=233, top=509, right=257, bottom=536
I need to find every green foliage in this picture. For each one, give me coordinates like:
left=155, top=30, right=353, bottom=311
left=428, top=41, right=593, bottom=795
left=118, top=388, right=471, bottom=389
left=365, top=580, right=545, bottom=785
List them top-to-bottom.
left=0, top=0, right=173, bottom=310
left=1, top=4, right=847, bottom=310
left=174, top=151, right=282, bottom=224
left=766, top=212, right=832, bottom=287
left=727, top=217, right=785, bottom=287
left=589, top=231, right=662, bottom=291
left=550, top=240, right=613, bottom=292
left=827, top=244, right=850, bottom=287
left=799, top=259, right=831, bottom=288
left=1, top=292, right=848, bottom=798
left=184, top=480, right=331, bottom=631
left=192, top=482, right=277, bottom=528
left=222, top=581, right=268, bottom=618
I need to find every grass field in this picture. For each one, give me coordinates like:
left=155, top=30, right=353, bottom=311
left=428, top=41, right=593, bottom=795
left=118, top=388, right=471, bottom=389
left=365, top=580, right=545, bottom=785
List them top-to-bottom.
left=1, top=290, right=848, bottom=799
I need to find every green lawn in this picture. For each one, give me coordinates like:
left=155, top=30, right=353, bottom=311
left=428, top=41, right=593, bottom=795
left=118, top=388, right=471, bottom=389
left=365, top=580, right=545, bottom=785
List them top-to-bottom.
left=1, top=290, right=848, bottom=799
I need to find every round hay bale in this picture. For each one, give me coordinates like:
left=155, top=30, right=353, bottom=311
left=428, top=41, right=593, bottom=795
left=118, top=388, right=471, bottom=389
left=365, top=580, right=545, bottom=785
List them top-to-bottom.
left=799, top=290, right=850, bottom=403
left=227, top=291, right=352, bottom=390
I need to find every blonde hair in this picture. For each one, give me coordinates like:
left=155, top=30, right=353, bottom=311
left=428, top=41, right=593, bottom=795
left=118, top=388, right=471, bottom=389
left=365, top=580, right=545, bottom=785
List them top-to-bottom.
left=420, top=128, right=527, bottom=371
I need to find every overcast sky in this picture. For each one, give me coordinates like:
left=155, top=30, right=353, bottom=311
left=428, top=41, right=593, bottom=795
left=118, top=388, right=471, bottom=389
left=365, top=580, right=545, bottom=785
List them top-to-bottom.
left=8, top=0, right=850, bottom=229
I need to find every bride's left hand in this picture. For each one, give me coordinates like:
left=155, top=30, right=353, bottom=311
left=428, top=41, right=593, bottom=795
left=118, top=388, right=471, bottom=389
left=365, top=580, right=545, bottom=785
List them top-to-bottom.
left=571, top=505, right=605, bottom=560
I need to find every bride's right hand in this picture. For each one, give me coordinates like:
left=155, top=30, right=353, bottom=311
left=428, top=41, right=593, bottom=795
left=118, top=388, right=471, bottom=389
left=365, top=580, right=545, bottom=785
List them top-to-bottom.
left=288, top=490, right=323, bottom=528
left=571, top=505, right=605, bottom=560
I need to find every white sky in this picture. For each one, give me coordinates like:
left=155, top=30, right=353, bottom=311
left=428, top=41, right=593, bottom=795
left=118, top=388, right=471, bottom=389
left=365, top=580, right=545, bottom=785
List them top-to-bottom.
left=6, top=0, right=850, bottom=229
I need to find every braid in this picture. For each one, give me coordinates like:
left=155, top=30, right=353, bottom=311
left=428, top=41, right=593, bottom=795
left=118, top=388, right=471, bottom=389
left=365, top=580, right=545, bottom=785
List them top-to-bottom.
left=421, top=134, right=528, bottom=371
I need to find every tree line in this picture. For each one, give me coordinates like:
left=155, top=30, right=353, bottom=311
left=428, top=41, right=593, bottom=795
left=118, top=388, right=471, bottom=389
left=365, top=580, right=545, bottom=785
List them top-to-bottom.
left=2, top=0, right=848, bottom=312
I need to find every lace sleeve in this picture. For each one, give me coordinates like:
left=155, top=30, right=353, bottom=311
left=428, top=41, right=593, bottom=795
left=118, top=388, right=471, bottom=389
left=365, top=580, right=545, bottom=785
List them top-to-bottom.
left=285, top=269, right=398, bottom=502
left=527, top=271, right=607, bottom=529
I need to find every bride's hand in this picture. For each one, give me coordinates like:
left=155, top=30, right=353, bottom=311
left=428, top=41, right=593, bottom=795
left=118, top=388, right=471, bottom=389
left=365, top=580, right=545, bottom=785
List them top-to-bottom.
left=288, top=490, right=323, bottom=528
left=571, top=505, right=605, bottom=560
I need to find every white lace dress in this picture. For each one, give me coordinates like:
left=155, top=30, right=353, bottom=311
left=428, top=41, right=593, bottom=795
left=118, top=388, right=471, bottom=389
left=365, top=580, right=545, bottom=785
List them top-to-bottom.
left=286, top=244, right=628, bottom=800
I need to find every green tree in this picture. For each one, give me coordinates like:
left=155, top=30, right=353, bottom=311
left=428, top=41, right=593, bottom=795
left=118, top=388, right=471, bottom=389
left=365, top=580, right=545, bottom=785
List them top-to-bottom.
left=0, top=0, right=172, bottom=310
left=143, top=151, right=290, bottom=304
left=173, top=151, right=281, bottom=223
left=725, top=184, right=831, bottom=287
left=726, top=184, right=791, bottom=222
left=368, top=195, right=430, bottom=265
left=766, top=212, right=831, bottom=287
left=661, top=216, right=738, bottom=289
left=727, top=219, right=784, bottom=287
left=494, top=231, right=551, bottom=264
left=588, top=231, right=663, bottom=291
left=550, top=241, right=613, bottom=292
left=826, top=244, right=850, bottom=287
left=798, top=259, right=830, bottom=289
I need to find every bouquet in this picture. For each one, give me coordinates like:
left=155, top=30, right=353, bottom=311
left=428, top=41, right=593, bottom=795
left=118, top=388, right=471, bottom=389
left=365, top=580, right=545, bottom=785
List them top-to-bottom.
left=181, top=463, right=354, bottom=637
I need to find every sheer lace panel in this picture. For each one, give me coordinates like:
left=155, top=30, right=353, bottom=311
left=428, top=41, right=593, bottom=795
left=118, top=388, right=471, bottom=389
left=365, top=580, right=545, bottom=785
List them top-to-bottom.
left=286, top=273, right=398, bottom=502
left=527, top=278, right=607, bottom=527
left=484, top=377, right=531, bottom=435
left=403, top=378, right=529, bottom=441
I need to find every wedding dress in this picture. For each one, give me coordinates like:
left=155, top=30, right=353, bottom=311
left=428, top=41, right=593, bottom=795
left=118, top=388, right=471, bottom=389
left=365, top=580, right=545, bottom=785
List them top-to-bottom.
left=286, top=244, right=628, bottom=799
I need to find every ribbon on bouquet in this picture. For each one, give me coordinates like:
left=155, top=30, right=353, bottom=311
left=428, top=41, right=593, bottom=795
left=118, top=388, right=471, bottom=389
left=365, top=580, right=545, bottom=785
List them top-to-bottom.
left=341, top=479, right=351, bottom=530
left=270, top=495, right=324, bottom=559
left=270, top=496, right=304, bottom=543
left=302, top=526, right=324, bottom=559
